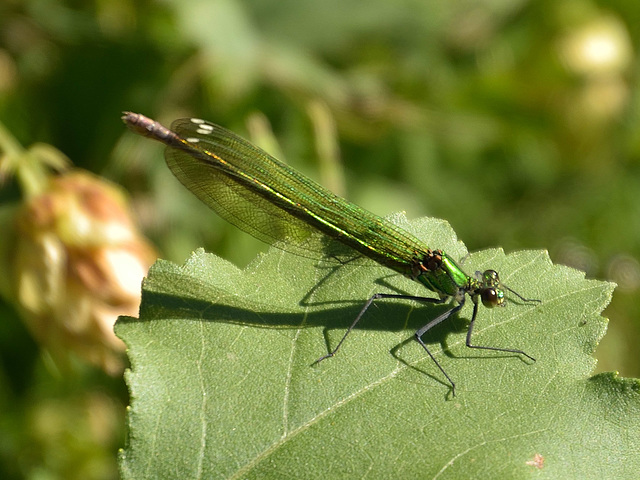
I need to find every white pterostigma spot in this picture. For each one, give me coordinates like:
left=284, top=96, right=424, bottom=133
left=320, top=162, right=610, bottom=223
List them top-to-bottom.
left=191, top=118, right=205, bottom=124
left=196, top=125, right=214, bottom=135
left=186, top=137, right=200, bottom=143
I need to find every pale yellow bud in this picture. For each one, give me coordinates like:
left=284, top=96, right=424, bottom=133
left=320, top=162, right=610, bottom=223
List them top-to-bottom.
left=13, top=171, right=157, bottom=374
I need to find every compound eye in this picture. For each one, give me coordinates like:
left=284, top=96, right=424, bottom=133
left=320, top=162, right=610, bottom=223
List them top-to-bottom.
left=483, top=270, right=499, bottom=284
left=481, top=287, right=499, bottom=307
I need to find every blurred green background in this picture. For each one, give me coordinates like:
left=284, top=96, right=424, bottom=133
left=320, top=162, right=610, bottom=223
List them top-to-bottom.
left=1, top=0, right=639, bottom=478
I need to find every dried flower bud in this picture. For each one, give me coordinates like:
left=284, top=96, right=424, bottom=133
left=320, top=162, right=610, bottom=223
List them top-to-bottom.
left=14, top=170, right=157, bottom=374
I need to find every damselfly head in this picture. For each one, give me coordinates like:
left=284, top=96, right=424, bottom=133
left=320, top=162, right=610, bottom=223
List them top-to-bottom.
left=476, top=268, right=542, bottom=307
left=477, top=270, right=507, bottom=308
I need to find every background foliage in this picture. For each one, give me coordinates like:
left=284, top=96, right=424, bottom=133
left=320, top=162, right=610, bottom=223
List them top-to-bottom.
left=1, top=0, right=639, bottom=478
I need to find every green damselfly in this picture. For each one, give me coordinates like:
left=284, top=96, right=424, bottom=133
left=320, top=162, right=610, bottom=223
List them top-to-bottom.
left=122, top=112, right=540, bottom=395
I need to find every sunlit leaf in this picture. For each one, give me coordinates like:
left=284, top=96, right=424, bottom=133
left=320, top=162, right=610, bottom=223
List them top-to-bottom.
left=117, top=216, right=638, bottom=479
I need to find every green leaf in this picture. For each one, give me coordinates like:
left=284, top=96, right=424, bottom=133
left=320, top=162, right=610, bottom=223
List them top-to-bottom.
left=116, top=215, right=638, bottom=479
